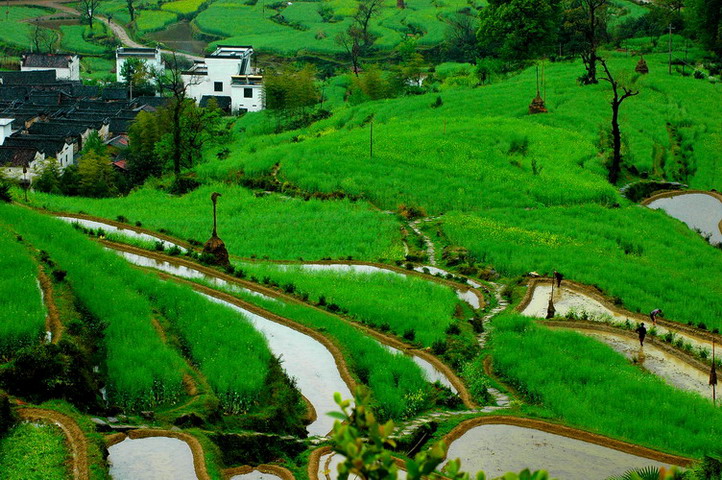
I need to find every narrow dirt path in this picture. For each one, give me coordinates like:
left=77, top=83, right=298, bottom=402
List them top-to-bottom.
left=9, top=0, right=204, bottom=62
left=37, top=266, right=63, bottom=343
left=18, top=408, right=90, bottom=480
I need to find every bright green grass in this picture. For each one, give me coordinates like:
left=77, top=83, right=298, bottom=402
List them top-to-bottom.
left=162, top=0, right=210, bottom=15
left=0, top=6, right=56, bottom=48
left=136, top=9, right=178, bottom=33
left=59, top=25, right=108, bottom=54
left=199, top=53, right=722, bottom=201
left=80, top=56, right=115, bottom=82
left=27, top=184, right=405, bottom=260
left=1, top=204, right=186, bottom=410
left=442, top=204, right=722, bottom=332
left=0, top=227, right=45, bottom=358
left=235, top=262, right=462, bottom=346
left=198, top=277, right=434, bottom=420
left=490, top=314, right=722, bottom=458
left=0, top=422, right=70, bottom=480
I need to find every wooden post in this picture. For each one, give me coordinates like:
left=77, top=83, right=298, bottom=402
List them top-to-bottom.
left=211, top=192, right=221, bottom=237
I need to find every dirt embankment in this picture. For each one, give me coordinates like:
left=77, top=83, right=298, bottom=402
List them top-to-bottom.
left=105, top=241, right=475, bottom=409
left=37, top=264, right=63, bottom=343
left=518, top=278, right=722, bottom=348
left=18, top=408, right=90, bottom=480
left=442, top=415, right=693, bottom=468
left=106, top=429, right=212, bottom=480
left=223, top=464, right=295, bottom=480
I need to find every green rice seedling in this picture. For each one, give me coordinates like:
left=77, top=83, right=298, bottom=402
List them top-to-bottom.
left=27, top=184, right=404, bottom=260
left=1, top=204, right=185, bottom=410
left=442, top=204, right=722, bottom=333
left=0, top=226, right=46, bottom=357
left=231, top=262, right=462, bottom=347
left=194, top=277, right=434, bottom=420
left=490, top=314, right=722, bottom=458
left=0, top=422, right=70, bottom=480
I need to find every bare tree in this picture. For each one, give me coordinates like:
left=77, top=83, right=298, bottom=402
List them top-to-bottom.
left=80, top=0, right=101, bottom=29
left=126, top=0, right=136, bottom=21
left=354, top=0, right=384, bottom=47
left=578, top=0, right=607, bottom=84
left=32, top=22, right=56, bottom=53
left=335, top=28, right=362, bottom=77
left=600, top=57, right=639, bottom=184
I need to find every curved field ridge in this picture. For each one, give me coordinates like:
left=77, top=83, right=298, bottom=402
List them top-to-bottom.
left=642, top=190, right=722, bottom=245
left=46, top=208, right=483, bottom=307
left=105, top=241, right=476, bottom=409
left=37, top=266, right=63, bottom=343
left=518, top=277, right=722, bottom=352
left=544, top=321, right=712, bottom=399
left=18, top=408, right=90, bottom=480
left=442, top=416, right=692, bottom=478
left=106, top=429, right=211, bottom=480
left=308, top=446, right=408, bottom=480
left=224, top=464, right=295, bottom=480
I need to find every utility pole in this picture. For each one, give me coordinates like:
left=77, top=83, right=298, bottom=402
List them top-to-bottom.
left=668, top=24, right=674, bottom=75
left=369, top=120, right=373, bottom=160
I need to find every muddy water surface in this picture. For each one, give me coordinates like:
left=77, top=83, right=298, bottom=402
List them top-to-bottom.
left=647, top=193, right=722, bottom=245
left=59, top=217, right=185, bottom=251
left=202, top=294, right=351, bottom=437
left=571, top=330, right=712, bottom=399
left=444, top=424, right=671, bottom=480
left=108, top=437, right=197, bottom=480
left=316, top=451, right=407, bottom=480
left=230, top=473, right=283, bottom=480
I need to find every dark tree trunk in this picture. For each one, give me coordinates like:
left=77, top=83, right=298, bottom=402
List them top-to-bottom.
left=397, top=0, right=405, bottom=9
left=609, top=99, right=622, bottom=184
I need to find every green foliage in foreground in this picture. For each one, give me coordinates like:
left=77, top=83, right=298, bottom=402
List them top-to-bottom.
left=27, top=184, right=404, bottom=260
left=442, top=205, right=722, bottom=333
left=0, top=227, right=45, bottom=358
left=234, top=262, right=461, bottom=347
left=198, top=278, right=434, bottom=421
left=490, top=314, right=722, bottom=458
left=331, top=388, right=554, bottom=480
left=0, top=422, right=70, bottom=480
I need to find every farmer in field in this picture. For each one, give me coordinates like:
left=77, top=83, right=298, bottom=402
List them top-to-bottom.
left=553, top=271, right=564, bottom=288
left=649, top=308, right=663, bottom=325
left=636, top=323, right=647, bottom=347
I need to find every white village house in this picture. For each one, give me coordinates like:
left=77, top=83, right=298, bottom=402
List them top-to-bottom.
left=183, top=46, right=264, bottom=113
left=115, top=47, right=163, bottom=82
left=21, top=53, right=80, bottom=81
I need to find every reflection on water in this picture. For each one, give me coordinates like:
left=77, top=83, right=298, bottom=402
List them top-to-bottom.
left=648, top=193, right=722, bottom=245
left=59, top=217, right=185, bottom=251
left=445, top=424, right=670, bottom=480
left=108, top=437, right=197, bottom=480
left=230, top=473, right=283, bottom=480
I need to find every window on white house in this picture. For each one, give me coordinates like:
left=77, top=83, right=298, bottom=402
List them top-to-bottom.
left=214, top=82, right=223, bottom=92
left=244, top=88, right=253, bottom=98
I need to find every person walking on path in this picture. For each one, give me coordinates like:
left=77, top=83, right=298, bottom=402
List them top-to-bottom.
left=553, top=271, right=564, bottom=288
left=650, top=308, right=663, bottom=325
left=636, top=323, right=647, bottom=347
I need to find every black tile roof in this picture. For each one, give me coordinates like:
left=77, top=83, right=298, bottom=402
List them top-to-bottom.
left=22, top=54, right=74, bottom=69
left=0, top=70, right=57, bottom=85
left=28, top=122, right=89, bottom=138
left=4, top=135, right=68, bottom=157
left=0, top=147, right=37, bottom=168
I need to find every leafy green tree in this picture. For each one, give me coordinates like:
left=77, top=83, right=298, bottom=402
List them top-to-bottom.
left=477, top=0, right=562, bottom=61
left=562, top=0, right=609, bottom=84
left=685, top=0, right=722, bottom=56
left=443, top=13, right=480, bottom=63
left=120, top=58, right=156, bottom=98
left=264, top=65, right=321, bottom=122
left=127, top=110, right=163, bottom=184
left=80, top=131, right=106, bottom=157
left=78, top=151, right=117, bottom=198
left=33, top=158, right=62, bottom=195
left=59, top=164, right=81, bottom=196
left=0, top=172, right=11, bottom=203
left=331, top=388, right=555, bottom=480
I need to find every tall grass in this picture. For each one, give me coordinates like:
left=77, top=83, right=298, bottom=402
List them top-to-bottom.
left=27, top=184, right=404, bottom=260
left=1, top=204, right=186, bottom=410
left=2, top=205, right=273, bottom=412
left=442, top=205, right=722, bottom=332
left=0, top=226, right=46, bottom=358
left=234, top=262, right=461, bottom=346
left=198, top=278, right=434, bottom=420
left=490, top=314, right=722, bottom=458
left=0, top=422, right=70, bottom=480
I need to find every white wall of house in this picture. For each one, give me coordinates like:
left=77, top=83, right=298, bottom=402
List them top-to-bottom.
left=116, top=48, right=163, bottom=82
left=20, top=56, right=80, bottom=81
left=231, top=83, right=263, bottom=112
left=0, top=119, right=12, bottom=146
left=56, top=142, right=74, bottom=168
left=1, top=152, right=45, bottom=180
